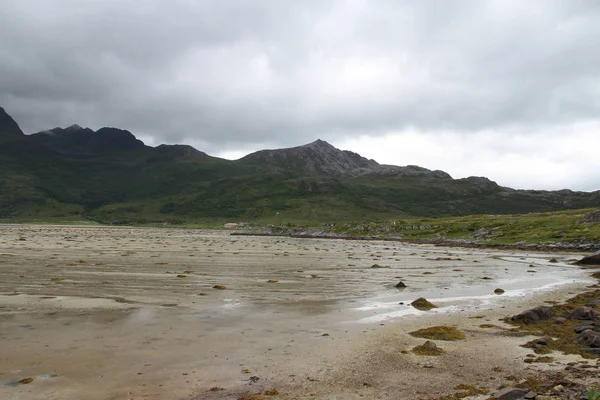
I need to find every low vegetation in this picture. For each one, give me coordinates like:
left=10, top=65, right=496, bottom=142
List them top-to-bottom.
left=409, top=326, right=466, bottom=341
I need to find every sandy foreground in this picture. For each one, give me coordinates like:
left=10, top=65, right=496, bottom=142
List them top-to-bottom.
left=0, top=225, right=597, bottom=400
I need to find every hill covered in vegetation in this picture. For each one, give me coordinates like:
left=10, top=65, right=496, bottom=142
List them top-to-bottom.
left=1, top=106, right=599, bottom=225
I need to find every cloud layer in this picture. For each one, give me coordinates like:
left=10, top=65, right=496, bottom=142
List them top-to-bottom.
left=1, top=1, right=599, bottom=190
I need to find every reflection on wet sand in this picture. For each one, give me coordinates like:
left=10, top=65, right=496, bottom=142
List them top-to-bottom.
left=0, top=225, right=591, bottom=400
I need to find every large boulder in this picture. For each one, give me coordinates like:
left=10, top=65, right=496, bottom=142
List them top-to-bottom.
left=574, top=250, right=600, bottom=265
left=511, top=306, right=555, bottom=324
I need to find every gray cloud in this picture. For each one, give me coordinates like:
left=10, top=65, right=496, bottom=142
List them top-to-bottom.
left=1, top=0, right=600, bottom=189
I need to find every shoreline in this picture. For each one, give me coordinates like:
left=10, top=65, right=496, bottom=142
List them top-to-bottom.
left=232, top=230, right=600, bottom=253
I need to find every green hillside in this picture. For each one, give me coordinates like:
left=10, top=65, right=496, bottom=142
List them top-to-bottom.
left=1, top=106, right=599, bottom=225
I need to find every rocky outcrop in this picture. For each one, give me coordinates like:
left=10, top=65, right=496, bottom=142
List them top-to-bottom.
left=582, top=210, right=600, bottom=223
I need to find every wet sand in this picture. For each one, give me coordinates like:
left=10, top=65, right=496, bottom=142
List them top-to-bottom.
left=0, top=225, right=596, bottom=399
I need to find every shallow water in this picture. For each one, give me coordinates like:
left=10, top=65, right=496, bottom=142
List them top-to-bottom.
left=0, top=225, right=592, bottom=399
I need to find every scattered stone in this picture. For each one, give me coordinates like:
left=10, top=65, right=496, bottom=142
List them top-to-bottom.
left=549, top=258, right=558, bottom=263
left=371, top=264, right=390, bottom=269
left=176, top=274, right=187, bottom=278
left=482, top=276, right=493, bottom=280
left=266, top=280, right=279, bottom=283
left=395, top=281, right=407, bottom=288
left=213, top=285, right=227, bottom=290
left=494, top=288, right=505, bottom=295
left=411, top=297, right=438, bottom=311
left=511, top=306, right=555, bottom=324
left=554, top=317, right=567, bottom=324
left=409, top=326, right=465, bottom=341
left=411, top=340, right=445, bottom=356
left=18, top=378, right=34, bottom=384
left=209, top=386, right=224, bottom=392
left=494, top=387, right=528, bottom=400
left=264, top=388, right=280, bottom=396
left=524, top=392, right=537, bottom=399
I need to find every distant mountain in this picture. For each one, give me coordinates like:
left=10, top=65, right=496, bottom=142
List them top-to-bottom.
left=0, top=106, right=599, bottom=224
left=0, top=106, right=24, bottom=138
left=30, top=125, right=146, bottom=154
left=240, top=139, right=452, bottom=179
left=240, top=139, right=380, bottom=176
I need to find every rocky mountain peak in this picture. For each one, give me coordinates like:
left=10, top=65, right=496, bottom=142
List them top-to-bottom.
left=0, top=106, right=25, bottom=137
left=241, top=139, right=380, bottom=176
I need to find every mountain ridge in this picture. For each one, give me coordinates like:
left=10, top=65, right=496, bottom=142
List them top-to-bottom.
left=1, top=106, right=598, bottom=223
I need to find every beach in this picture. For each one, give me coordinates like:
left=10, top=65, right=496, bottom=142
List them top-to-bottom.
left=0, top=225, right=596, bottom=400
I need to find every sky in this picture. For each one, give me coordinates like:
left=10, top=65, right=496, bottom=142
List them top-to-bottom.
left=1, top=0, right=599, bottom=191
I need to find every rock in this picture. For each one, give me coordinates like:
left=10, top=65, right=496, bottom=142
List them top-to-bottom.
left=582, top=210, right=600, bottom=223
left=574, top=250, right=600, bottom=265
left=549, top=258, right=558, bottom=263
left=371, top=264, right=390, bottom=268
left=395, top=281, right=407, bottom=288
left=213, top=285, right=227, bottom=290
left=494, top=288, right=505, bottom=295
left=411, top=297, right=438, bottom=311
left=586, top=299, right=600, bottom=308
left=511, top=306, right=555, bottom=324
left=567, top=306, right=595, bottom=320
left=554, top=317, right=567, bottom=324
left=573, top=321, right=595, bottom=334
left=578, top=329, right=600, bottom=347
left=525, top=336, right=553, bottom=347
left=411, top=340, right=445, bottom=356
left=580, top=347, right=600, bottom=355
left=18, top=378, right=33, bottom=384
left=551, top=385, right=563, bottom=393
left=494, top=387, right=528, bottom=400
left=524, top=392, right=537, bottom=399
left=534, top=396, right=557, bottom=400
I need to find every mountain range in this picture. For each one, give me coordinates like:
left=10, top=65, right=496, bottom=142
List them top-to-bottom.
left=1, top=106, right=599, bottom=224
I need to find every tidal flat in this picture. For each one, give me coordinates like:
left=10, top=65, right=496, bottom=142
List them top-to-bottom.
left=0, top=225, right=596, bottom=400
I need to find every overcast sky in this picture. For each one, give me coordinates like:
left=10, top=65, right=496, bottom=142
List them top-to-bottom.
left=1, top=1, right=599, bottom=191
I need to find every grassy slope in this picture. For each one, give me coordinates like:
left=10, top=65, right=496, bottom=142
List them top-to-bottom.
left=327, top=207, right=600, bottom=245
